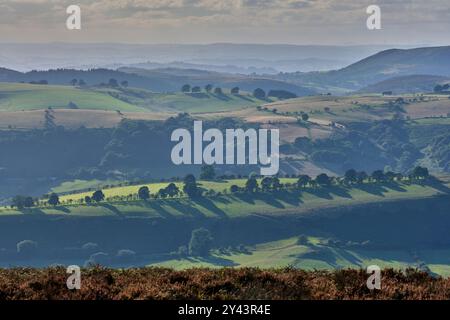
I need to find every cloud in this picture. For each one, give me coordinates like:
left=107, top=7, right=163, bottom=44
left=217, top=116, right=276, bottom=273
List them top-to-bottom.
left=0, top=0, right=448, bottom=44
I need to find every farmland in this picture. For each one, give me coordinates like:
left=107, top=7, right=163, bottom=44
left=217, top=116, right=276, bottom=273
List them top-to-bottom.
left=0, top=83, right=144, bottom=112
left=0, top=178, right=447, bottom=218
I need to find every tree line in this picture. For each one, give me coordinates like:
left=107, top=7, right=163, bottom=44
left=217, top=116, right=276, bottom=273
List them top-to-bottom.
left=7, top=165, right=431, bottom=210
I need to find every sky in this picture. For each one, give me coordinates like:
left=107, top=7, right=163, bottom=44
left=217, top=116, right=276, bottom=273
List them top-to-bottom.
left=0, top=0, right=449, bottom=45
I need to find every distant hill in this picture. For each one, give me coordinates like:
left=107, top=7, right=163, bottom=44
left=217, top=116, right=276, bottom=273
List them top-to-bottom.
left=280, top=46, right=450, bottom=91
left=0, top=67, right=315, bottom=95
left=119, top=67, right=315, bottom=96
left=0, top=68, right=21, bottom=82
left=358, top=75, right=450, bottom=94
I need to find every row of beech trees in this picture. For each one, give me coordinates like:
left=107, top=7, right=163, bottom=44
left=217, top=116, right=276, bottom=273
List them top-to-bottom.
left=9, top=166, right=430, bottom=209
left=229, top=166, right=430, bottom=194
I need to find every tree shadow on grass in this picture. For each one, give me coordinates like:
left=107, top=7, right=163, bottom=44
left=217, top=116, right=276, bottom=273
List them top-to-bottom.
left=186, top=92, right=210, bottom=99
left=211, top=93, right=232, bottom=101
left=235, top=94, right=254, bottom=102
left=425, top=178, right=450, bottom=194
left=383, top=182, right=407, bottom=192
left=354, top=183, right=390, bottom=197
left=328, top=186, right=353, bottom=199
left=304, top=188, right=334, bottom=200
left=270, top=191, right=302, bottom=206
left=234, top=193, right=285, bottom=209
left=212, top=196, right=233, bottom=205
left=192, top=198, right=228, bottom=218
left=164, top=200, right=206, bottom=218
left=141, top=201, right=173, bottom=219
left=99, top=203, right=124, bottom=218
left=52, top=206, right=71, bottom=214
left=20, top=208, right=46, bottom=215
left=300, top=245, right=362, bottom=267
left=196, top=255, right=239, bottom=267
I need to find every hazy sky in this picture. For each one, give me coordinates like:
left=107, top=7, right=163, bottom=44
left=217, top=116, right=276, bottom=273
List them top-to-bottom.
left=0, top=0, right=449, bottom=45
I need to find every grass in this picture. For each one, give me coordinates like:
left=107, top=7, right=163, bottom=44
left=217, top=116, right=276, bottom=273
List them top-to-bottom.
left=0, top=83, right=145, bottom=112
left=143, top=92, right=269, bottom=113
left=262, top=94, right=450, bottom=123
left=51, top=179, right=120, bottom=194
left=0, top=180, right=445, bottom=218
left=151, top=236, right=420, bottom=272
left=152, top=236, right=450, bottom=278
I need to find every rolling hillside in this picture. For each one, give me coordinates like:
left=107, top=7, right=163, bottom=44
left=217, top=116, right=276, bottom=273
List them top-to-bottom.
left=279, top=46, right=450, bottom=91
left=0, top=66, right=315, bottom=95
left=119, top=67, right=316, bottom=96
left=359, top=75, right=450, bottom=94
left=0, top=83, right=145, bottom=112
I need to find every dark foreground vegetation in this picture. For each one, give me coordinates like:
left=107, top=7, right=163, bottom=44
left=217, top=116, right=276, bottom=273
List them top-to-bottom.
left=0, top=267, right=449, bottom=300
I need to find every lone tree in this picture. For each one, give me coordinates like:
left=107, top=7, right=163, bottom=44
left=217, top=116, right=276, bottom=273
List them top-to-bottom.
left=108, top=78, right=119, bottom=87
left=70, top=79, right=78, bottom=86
left=121, top=80, right=129, bottom=88
left=181, top=84, right=191, bottom=92
left=205, top=84, right=213, bottom=93
left=191, top=86, right=201, bottom=93
left=214, top=87, right=223, bottom=95
left=231, top=87, right=240, bottom=94
left=253, top=88, right=266, bottom=99
left=67, top=101, right=79, bottom=109
left=301, top=113, right=309, bottom=121
left=200, top=165, right=215, bottom=180
left=412, top=166, right=429, bottom=179
left=344, top=169, right=357, bottom=184
left=371, top=170, right=385, bottom=182
left=356, top=171, right=368, bottom=184
left=316, top=173, right=331, bottom=187
left=183, top=174, right=201, bottom=198
left=245, top=175, right=259, bottom=193
left=297, top=175, right=311, bottom=188
left=261, top=176, right=273, bottom=192
left=165, top=183, right=180, bottom=198
left=230, top=185, right=240, bottom=193
left=138, top=186, right=150, bottom=200
left=92, top=190, right=105, bottom=203
left=48, top=193, right=60, bottom=206
left=84, top=196, right=92, bottom=205
left=188, top=228, right=213, bottom=256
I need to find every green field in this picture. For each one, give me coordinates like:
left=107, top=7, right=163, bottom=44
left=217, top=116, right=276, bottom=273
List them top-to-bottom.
left=0, top=83, right=145, bottom=112
left=144, top=92, right=269, bottom=113
left=263, top=94, right=450, bottom=123
left=0, top=180, right=445, bottom=218
left=151, top=236, right=419, bottom=271
left=151, top=236, right=450, bottom=277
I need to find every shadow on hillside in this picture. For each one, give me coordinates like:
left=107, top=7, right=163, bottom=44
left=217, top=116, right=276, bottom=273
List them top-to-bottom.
left=186, top=92, right=210, bottom=99
left=211, top=93, right=231, bottom=101
left=235, top=94, right=254, bottom=102
left=425, top=178, right=450, bottom=194
left=384, top=182, right=407, bottom=192
left=354, top=183, right=390, bottom=197
left=233, top=193, right=285, bottom=209
left=213, top=196, right=233, bottom=205
left=192, top=198, right=228, bottom=218
left=141, top=201, right=173, bottom=218
left=165, top=201, right=206, bottom=218
left=99, top=203, right=124, bottom=217
left=52, top=206, right=71, bottom=214
left=20, top=208, right=46, bottom=215
left=300, top=245, right=362, bottom=267
left=196, top=255, right=239, bottom=267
